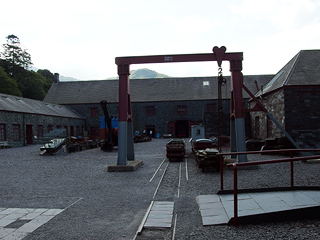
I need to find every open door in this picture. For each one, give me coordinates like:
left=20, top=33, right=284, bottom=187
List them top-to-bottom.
left=26, top=124, right=33, bottom=144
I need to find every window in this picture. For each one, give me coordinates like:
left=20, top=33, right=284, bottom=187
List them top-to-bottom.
left=203, top=81, right=210, bottom=86
left=207, top=103, right=217, bottom=112
left=177, top=105, right=186, bottom=116
left=146, top=106, right=156, bottom=116
left=90, top=107, right=99, bottom=117
left=0, top=124, right=6, bottom=141
left=12, top=124, right=20, bottom=140
left=37, top=125, right=43, bottom=138
left=76, top=126, right=80, bottom=137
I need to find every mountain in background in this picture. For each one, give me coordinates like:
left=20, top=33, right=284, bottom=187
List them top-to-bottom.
left=30, top=66, right=79, bottom=81
left=32, top=67, right=170, bottom=81
left=106, top=68, right=171, bottom=80
left=130, top=68, right=170, bottom=79
left=59, top=75, right=80, bottom=81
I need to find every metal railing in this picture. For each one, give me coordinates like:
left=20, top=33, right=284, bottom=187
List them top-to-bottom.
left=216, top=149, right=320, bottom=226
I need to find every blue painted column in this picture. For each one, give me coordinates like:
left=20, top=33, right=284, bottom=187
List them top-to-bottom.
left=230, top=60, right=247, bottom=162
left=117, top=64, right=130, bottom=165
left=230, top=117, right=237, bottom=159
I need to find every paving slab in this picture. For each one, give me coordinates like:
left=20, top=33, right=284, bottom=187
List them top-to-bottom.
left=197, top=190, right=320, bottom=226
left=197, top=195, right=229, bottom=225
left=143, top=201, right=174, bottom=229
left=0, top=207, right=64, bottom=239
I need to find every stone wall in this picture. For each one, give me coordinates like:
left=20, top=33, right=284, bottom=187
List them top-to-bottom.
left=249, top=87, right=320, bottom=148
left=284, top=87, right=320, bottom=148
left=249, top=90, right=285, bottom=140
left=67, top=100, right=234, bottom=139
left=132, top=100, right=231, bottom=137
left=67, top=103, right=118, bottom=138
left=0, top=111, right=85, bottom=147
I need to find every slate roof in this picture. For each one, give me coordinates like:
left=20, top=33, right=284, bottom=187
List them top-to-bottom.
left=256, top=50, right=320, bottom=96
left=43, top=75, right=272, bottom=105
left=0, top=94, right=84, bottom=119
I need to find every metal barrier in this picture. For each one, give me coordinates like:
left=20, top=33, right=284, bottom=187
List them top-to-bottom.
left=216, top=149, right=320, bottom=226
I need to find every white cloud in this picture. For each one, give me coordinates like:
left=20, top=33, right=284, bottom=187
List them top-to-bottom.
left=1, top=0, right=320, bottom=79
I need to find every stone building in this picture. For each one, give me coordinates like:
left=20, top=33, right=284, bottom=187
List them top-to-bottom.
left=3, top=49, right=319, bottom=149
left=249, top=50, right=320, bottom=148
left=43, top=75, right=271, bottom=139
left=0, top=94, right=86, bottom=147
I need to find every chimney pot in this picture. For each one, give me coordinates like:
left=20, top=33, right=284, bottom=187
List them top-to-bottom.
left=54, top=73, right=60, bottom=83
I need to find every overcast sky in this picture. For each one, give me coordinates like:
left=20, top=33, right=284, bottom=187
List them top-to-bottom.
left=1, top=0, right=320, bottom=80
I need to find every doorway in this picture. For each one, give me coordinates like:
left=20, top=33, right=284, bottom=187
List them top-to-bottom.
left=175, top=120, right=189, bottom=138
left=26, top=124, right=33, bottom=144
left=146, top=125, right=155, bottom=137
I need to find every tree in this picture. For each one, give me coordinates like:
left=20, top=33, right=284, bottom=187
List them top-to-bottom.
left=0, top=35, right=54, bottom=100
left=1, top=35, right=32, bottom=77
left=21, top=49, right=32, bottom=70
left=0, top=66, right=22, bottom=96
left=37, top=69, right=54, bottom=93
left=21, top=71, right=46, bottom=100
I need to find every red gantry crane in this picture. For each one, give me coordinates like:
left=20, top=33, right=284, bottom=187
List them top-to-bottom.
left=115, top=46, right=247, bottom=165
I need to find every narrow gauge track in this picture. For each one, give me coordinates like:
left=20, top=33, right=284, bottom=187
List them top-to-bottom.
left=134, top=139, right=195, bottom=240
left=135, top=155, right=190, bottom=240
left=153, top=160, right=182, bottom=201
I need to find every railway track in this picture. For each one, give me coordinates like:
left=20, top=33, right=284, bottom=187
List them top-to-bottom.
left=135, top=154, right=191, bottom=240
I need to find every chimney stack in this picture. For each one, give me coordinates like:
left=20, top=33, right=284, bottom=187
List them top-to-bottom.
left=54, top=73, right=60, bottom=83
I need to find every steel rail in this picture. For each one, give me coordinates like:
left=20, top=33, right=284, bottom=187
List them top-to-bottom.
left=217, top=149, right=320, bottom=191
left=150, top=158, right=166, bottom=182
left=185, top=158, right=189, bottom=182
left=153, top=161, right=170, bottom=199
left=177, top=162, right=182, bottom=198
left=172, top=214, right=178, bottom=240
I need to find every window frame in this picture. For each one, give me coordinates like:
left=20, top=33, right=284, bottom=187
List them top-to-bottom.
left=146, top=106, right=156, bottom=116
left=90, top=107, right=99, bottom=117
left=0, top=124, right=6, bottom=141
left=12, top=124, right=21, bottom=141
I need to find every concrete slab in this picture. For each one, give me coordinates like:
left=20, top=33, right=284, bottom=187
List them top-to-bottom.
left=107, top=159, right=143, bottom=172
left=197, top=190, right=320, bottom=226
left=301, top=190, right=320, bottom=203
left=197, top=195, right=229, bottom=225
left=143, top=201, right=174, bottom=229
left=0, top=207, right=64, bottom=239
left=147, top=213, right=173, bottom=219
left=202, top=215, right=229, bottom=225
left=144, top=220, right=172, bottom=228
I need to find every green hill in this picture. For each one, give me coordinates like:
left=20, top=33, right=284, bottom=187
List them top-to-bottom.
left=106, top=68, right=170, bottom=79
left=130, top=68, right=170, bottom=79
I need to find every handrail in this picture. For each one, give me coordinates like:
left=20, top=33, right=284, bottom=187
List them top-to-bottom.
left=216, top=149, right=320, bottom=226
left=217, top=149, right=320, bottom=191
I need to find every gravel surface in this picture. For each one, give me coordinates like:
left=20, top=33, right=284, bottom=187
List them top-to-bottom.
left=0, top=138, right=319, bottom=240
